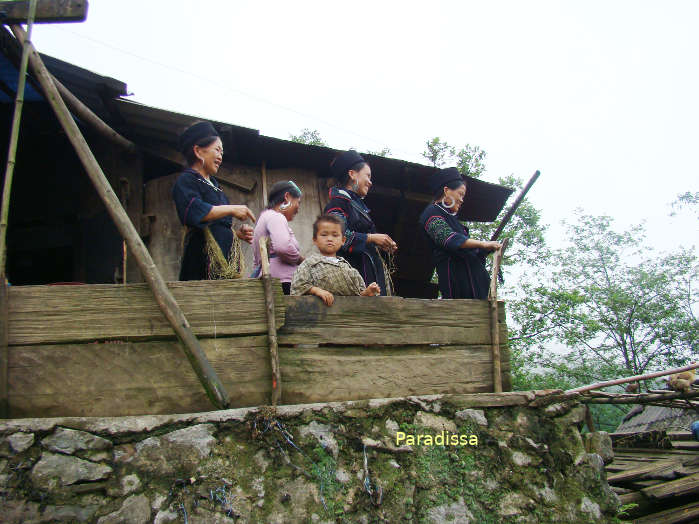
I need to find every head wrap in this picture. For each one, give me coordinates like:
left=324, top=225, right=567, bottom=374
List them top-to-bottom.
left=178, top=121, right=219, bottom=154
left=330, top=150, right=365, bottom=180
left=429, top=167, right=464, bottom=195
left=268, top=180, right=302, bottom=201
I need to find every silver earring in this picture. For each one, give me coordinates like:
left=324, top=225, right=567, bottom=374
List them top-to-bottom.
left=351, top=182, right=360, bottom=193
left=441, top=196, right=455, bottom=208
left=280, top=200, right=291, bottom=210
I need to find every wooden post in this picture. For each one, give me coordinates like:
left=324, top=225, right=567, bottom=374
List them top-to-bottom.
left=0, top=0, right=37, bottom=419
left=10, top=25, right=230, bottom=409
left=261, top=160, right=268, bottom=207
left=258, top=237, right=281, bottom=406
left=488, top=238, right=509, bottom=393
left=585, top=405, right=596, bottom=432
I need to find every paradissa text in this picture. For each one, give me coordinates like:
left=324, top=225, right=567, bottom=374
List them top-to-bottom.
left=395, top=431, right=478, bottom=447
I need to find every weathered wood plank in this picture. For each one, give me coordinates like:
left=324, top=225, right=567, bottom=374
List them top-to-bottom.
left=0, top=0, right=87, bottom=24
left=8, top=279, right=285, bottom=345
left=279, top=295, right=506, bottom=346
left=8, top=336, right=272, bottom=417
left=8, top=338, right=509, bottom=417
left=281, top=344, right=510, bottom=405
left=606, top=460, right=681, bottom=483
left=641, top=472, right=699, bottom=499
left=632, top=500, right=699, bottom=524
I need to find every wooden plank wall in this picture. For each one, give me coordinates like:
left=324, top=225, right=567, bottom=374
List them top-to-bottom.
left=6, top=282, right=510, bottom=418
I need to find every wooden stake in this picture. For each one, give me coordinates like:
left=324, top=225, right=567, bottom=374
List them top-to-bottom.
left=0, top=0, right=37, bottom=419
left=11, top=25, right=230, bottom=410
left=258, top=236, right=281, bottom=406
left=488, top=238, right=509, bottom=393
left=585, top=405, right=596, bottom=432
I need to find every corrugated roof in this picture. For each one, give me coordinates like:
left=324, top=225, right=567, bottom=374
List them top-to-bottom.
left=615, top=405, right=697, bottom=434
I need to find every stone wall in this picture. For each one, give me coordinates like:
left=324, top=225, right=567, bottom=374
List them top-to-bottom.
left=0, top=392, right=619, bottom=523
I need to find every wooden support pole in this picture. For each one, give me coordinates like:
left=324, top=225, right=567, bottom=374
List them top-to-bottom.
left=0, top=0, right=37, bottom=419
left=0, top=0, right=87, bottom=24
left=11, top=25, right=230, bottom=410
left=53, top=76, right=136, bottom=153
left=261, top=161, right=268, bottom=207
left=490, top=170, right=540, bottom=241
left=258, top=237, right=281, bottom=406
left=488, top=238, right=509, bottom=393
left=567, top=362, right=699, bottom=394
left=584, top=405, right=596, bottom=432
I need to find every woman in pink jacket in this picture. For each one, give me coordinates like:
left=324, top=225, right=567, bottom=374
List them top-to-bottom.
left=251, top=180, right=303, bottom=294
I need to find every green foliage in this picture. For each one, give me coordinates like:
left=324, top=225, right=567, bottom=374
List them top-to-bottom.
left=288, top=128, right=327, bottom=147
left=422, top=137, right=455, bottom=167
left=365, top=146, right=392, bottom=157
left=670, top=190, right=699, bottom=219
left=510, top=211, right=698, bottom=390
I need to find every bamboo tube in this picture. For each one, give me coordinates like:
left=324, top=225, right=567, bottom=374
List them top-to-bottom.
left=0, top=0, right=37, bottom=419
left=10, top=25, right=230, bottom=410
left=258, top=236, right=281, bottom=406
left=488, top=237, right=509, bottom=393
left=567, top=362, right=699, bottom=394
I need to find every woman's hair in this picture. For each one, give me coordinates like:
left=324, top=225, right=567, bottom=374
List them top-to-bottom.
left=184, top=136, right=219, bottom=166
left=337, top=161, right=368, bottom=187
left=432, top=179, right=466, bottom=202
left=267, top=181, right=302, bottom=209
left=313, top=214, right=344, bottom=238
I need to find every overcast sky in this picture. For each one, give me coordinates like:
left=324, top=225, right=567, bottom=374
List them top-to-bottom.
left=29, top=0, right=698, bottom=252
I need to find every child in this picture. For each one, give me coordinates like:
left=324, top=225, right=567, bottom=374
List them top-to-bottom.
left=291, top=214, right=381, bottom=305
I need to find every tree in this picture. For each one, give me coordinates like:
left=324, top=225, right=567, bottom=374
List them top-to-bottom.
left=289, top=128, right=327, bottom=147
left=421, top=137, right=454, bottom=167
left=365, top=147, right=392, bottom=157
left=670, top=191, right=699, bottom=219
left=510, top=211, right=698, bottom=384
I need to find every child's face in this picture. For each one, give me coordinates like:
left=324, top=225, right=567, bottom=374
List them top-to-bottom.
left=313, top=222, right=345, bottom=256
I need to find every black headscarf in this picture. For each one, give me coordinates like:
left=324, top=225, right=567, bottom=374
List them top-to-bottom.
left=178, top=121, right=219, bottom=154
left=330, top=150, right=365, bottom=181
left=429, top=167, right=464, bottom=195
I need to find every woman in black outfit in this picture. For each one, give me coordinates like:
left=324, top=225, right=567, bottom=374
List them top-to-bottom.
left=419, top=167, right=501, bottom=299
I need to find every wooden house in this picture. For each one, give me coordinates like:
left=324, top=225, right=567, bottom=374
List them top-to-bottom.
left=0, top=26, right=515, bottom=418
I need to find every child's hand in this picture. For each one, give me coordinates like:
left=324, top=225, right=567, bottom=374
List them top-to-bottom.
left=361, top=282, right=381, bottom=297
left=310, top=286, right=335, bottom=306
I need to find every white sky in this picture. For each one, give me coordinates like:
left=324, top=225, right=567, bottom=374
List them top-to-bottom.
left=28, top=0, right=698, bottom=252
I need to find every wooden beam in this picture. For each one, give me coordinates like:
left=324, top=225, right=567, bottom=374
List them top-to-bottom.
left=0, top=0, right=87, bottom=24
left=11, top=25, right=230, bottom=410
left=52, top=76, right=136, bottom=153
left=258, top=237, right=281, bottom=406
left=568, top=362, right=699, bottom=394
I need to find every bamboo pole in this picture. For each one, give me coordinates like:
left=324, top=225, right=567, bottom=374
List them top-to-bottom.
left=0, top=0, right=37, bottom=419
left=10, top=25, right=230, bottom=409
left=490, top=170, right=540, bottom=241
left=258, top=236, right=281, bottom=406
left=488, top=238, right=509, bottom=393
left=566, top=363, right=699, bottom=394
left=582, top=389, right=699, bottom=405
